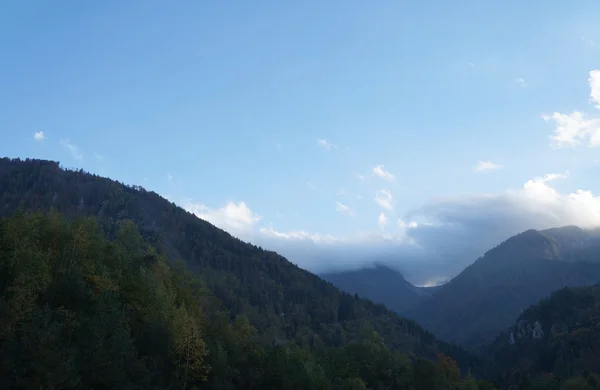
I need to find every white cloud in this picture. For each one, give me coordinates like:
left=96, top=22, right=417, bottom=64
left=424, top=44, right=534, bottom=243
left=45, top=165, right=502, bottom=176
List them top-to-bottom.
left=581, top=36, right=597, bottom=49
left=467, top=62, right=476, bottom=68
left=544, top=69, right=600, bottom=147
left=515, top=78, right=527, bottom=88
left=544, top=111, right=600, bottom=147
left=34, top=131, right=45, bottom=142
left=59, top=139, right=83, bottom=161
left=317, top=139, right=336, bottom=150
left=94, top=153, right=103, bottom=160
left=474, top=160, right=502, bottom=173
left=372, top=165, right=395, bottom=181
left=413, top=171, right=595, bottom=234
left=521, top=172, right=568, bottom=202
left=167, top=174, right=173, bottom=182
left=357, top=174, right=365, bottom=181
left=306, top=181, right=317, bottom=190
left=374, top=189, right=393, bottom=210
left=183, top=200, right=261, bottom=234
left=335, top=201, right=354, bottom=216
left=378, top=212, right=388, bottom=229
left=397, top=219, right=418, bottom=230
left=258, top=226, right=413, bottom=248
left=259, top=226, right=340, bottom=244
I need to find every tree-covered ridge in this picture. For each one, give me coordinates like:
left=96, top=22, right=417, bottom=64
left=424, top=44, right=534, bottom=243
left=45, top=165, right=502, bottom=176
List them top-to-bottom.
left=0, top=157, right=476, bottom=368
left=0, top=210, right=494, bottom=389
left=0, top=211, right=211, bottom=388
left=406, top=228, right=600, bottom=350
left=320, top=264, right=436, bottom=314
left=487, top=284, right=600, bottom=389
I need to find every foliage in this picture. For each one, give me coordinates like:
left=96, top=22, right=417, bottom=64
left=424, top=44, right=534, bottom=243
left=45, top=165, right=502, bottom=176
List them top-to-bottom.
left=5, top=158, right=600, bottom=389
left=0, top=210, right=493, bottom=389
left=486, top=284, right=600, bottom=389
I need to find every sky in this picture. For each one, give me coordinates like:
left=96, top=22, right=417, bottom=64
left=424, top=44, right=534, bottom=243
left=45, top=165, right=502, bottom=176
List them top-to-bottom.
left=2, top=1, right=600, bottom=285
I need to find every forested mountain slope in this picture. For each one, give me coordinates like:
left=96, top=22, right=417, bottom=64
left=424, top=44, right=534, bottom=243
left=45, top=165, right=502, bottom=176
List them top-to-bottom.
left=0, top=158, right=476, bottom=368
left=0, top=211, right=494, bottom=389
left=406, top=228, right=600, bottom=350
left=320, top=264, right=436, bottom=313
left=486, top=284, right=600, bottom=389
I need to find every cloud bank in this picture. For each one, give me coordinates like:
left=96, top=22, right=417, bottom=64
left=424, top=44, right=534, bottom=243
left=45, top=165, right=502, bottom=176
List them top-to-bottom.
left=181, top=171, right=600, bottom=285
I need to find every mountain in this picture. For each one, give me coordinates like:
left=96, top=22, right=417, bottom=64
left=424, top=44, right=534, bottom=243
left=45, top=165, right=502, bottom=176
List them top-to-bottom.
left=0, top=158, right=480, bottom=375
left=0, top=209, right=496, bottom=389
left=405, top=227, right=600, bottom=350
left=320, top=264, right=437, bottom=313
left=486, top=284, right=600, bottom=389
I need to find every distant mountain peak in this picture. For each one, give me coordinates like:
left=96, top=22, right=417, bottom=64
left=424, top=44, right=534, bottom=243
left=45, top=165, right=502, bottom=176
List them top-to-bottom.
left=406, top=225, right=600, bottom=348
left=542, top=225, right=584, bottom=234
left=479, top=228, right=560, bottom=265
left=320, top=263, right=435, bottom=313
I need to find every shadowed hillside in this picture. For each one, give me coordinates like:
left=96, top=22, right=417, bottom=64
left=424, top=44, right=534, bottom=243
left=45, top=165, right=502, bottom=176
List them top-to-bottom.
left=0, top=157, right=478, bottom=369
left=0, top=210, right=496, bottom=389
left=406, top=228, right=600, bottom=350
left=321, top=264, right=438, bottom=313
left=485, top=284, right=600, bottom=389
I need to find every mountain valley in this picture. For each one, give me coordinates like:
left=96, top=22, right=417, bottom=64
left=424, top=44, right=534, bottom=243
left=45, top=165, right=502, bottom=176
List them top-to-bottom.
left=2, top=157, right=600, bottom=388
left=0, top=158, right=484, bottom=389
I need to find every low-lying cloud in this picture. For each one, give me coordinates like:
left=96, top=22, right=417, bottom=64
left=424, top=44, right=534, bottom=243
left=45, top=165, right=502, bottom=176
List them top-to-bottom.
left=182, top=171, right=600, bottom=286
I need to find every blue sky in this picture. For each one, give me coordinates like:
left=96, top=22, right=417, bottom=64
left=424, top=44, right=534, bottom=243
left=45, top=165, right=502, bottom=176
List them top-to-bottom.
left=3, top=1, right=600, bottom=284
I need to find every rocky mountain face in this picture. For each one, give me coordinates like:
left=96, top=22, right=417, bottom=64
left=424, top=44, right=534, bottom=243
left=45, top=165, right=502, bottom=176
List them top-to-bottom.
left=405, top=228, right=600, bottom=349
left=485, top=284, right=600, bottom=388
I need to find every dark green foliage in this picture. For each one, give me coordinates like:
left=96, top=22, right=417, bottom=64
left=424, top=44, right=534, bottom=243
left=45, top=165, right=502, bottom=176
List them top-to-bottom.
left=0, top=211, right=491, bottom=389
left=0, top=211, right=207, bottom=388
left=486, top=285, right=600, bottom=389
